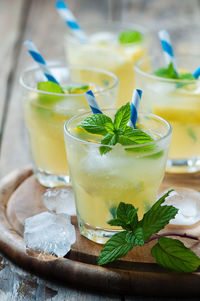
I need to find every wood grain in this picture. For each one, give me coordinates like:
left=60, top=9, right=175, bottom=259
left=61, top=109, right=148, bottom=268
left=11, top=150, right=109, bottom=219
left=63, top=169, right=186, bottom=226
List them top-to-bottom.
left=0, top=0, right=200, bottom=299
left=0, top=0, right=26, bottom=143
left=2, top=167, right=200, bottom=297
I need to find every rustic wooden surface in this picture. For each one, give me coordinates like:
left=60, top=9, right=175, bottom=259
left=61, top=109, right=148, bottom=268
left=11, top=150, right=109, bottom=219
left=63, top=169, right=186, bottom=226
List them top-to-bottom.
left=0, top=0, right=200, bottom=299
left=2, top=167, right=200, bottom=298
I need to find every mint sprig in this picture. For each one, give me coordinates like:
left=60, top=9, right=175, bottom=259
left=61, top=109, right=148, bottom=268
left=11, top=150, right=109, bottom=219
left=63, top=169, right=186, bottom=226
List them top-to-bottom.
left=154, top=62, right=195, bottom=81
left=79, top=103, right=154, bottom=155
left=98, top=191, right=200, bottom=273
left=151, top=237, right=200, bottom=273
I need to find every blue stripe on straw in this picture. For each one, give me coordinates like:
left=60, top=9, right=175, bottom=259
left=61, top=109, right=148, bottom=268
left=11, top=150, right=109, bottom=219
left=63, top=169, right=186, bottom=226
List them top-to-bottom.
left=55, top=0, right=87, bottom=43
left=67, top=20, right=80, bottom=30
left=158, top=30, right=178, bottom=74
left=24, top=40, right=60, bottom=85
left=160, top=40, right=174, bottom=57
left=193, top=67, right=200, bottom=79
left=129, top=89, right=142, bottom=128
left=85, top=90, right=103, bottom=114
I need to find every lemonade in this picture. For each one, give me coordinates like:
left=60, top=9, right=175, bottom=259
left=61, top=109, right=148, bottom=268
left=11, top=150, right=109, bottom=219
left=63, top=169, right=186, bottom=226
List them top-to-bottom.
left=65, top=22, right=148, bottom=107
left=135, top=55, right=200, bottom=173
left=20, top=64, right=119, bottom=187
left=64, top=109, right=171, bottom=243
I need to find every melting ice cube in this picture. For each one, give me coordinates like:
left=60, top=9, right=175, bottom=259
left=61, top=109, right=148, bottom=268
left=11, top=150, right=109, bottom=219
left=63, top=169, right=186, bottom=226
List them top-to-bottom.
left=42, top=187, right=76, bottom=216
left=162, top=188, right=200, bottom=226
left=24, top=212, right=76, bottom=257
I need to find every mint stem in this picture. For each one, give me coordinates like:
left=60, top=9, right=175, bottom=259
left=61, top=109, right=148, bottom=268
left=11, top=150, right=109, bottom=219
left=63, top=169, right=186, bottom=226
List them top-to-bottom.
left=146, top=232, right=200, bottom=244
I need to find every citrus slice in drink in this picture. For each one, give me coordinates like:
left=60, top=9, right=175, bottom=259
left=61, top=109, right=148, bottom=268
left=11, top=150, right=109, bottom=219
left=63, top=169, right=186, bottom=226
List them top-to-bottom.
left=153, top=106, right=200, bottom=124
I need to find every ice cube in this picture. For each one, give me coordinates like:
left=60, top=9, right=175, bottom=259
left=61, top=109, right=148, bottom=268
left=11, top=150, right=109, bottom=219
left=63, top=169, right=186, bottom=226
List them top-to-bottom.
left=42, top=187, right=76, bottom=216
left=162, top=188, right=200, bottom=226
left=24, top=212, right=76, bottom=257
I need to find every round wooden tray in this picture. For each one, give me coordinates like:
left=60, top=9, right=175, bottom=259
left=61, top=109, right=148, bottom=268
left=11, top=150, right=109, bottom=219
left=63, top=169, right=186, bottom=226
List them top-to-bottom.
left=1, top=166, right=200, bottom=297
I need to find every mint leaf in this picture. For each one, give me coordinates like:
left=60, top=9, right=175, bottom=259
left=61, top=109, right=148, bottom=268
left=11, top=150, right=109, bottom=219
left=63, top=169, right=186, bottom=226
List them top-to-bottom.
left=119, top=30, right=143, bottom=44
left=154, top=62, right=178, bottom=79
left=179, top=73, right=195, bottom=80
left=114, top=103, right=131, bottom=131
left=79, top=114, right=113, bottom=136
left=118, top=128, right=154, bottom=151
left=187, top=128, right=197, bottom=142
left=100, top=133, right=117, bottom=155
left=140, top=190, right=178, bottom=241
left=108, top=202, right=138, bottom=231
left=109, top=206, right=117, bottom=219
left=132, top=227, right=144, bottom=245
left=98, top=231, right=134, bottom=265
left=151, top=237, right=200, bottom=273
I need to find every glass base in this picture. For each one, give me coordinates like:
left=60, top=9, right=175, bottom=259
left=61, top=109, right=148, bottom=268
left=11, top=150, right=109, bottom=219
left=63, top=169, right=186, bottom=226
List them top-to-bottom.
left=166, top=157, right=200, bottom=173
left=34, top=167, right=70, bottom=188
left=77, top=214, right=119, bottom=244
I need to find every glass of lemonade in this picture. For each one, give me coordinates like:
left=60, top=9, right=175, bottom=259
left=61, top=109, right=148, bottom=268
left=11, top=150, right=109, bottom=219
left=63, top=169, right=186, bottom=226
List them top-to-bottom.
left=65, top=21, right=149, bottom=107
left=135, top=54, right=200, bottom=173
left=20, top=63, right=119, bottom=187
left=64, top=110, right=172, bottom=243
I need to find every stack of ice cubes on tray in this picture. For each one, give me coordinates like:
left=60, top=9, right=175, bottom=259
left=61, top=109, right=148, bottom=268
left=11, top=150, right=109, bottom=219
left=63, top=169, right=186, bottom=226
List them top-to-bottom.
left=24, top=187, right=76, bottom=257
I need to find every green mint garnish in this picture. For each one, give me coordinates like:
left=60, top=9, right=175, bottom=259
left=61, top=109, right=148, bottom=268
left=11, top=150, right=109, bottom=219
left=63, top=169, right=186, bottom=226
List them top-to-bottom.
left=119, top=30, right=143, bottom=44
left=154, top=62, right=178, bottom=79
left=154, top=63, right=196, bottom=81
left=79, top=102, right=154, bottom=155
left=187, top=128, right=197, bottom=142
left=98, top=190, right=200, bottom=273
left=151, top=237, right=200, bottom=273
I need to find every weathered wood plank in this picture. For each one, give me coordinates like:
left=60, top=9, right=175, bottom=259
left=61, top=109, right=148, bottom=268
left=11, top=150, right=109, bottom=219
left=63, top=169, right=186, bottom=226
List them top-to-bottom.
left=0, top=0, right=26, bottom=145
left=0, top=0, right=66, bottom=180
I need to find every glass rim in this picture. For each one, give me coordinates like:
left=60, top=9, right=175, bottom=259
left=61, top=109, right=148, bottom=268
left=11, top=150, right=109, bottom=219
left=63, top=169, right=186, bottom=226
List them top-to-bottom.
left=65, top=20, right=149, bottom=46
left=134, top=54, right=200, bottom=83
left=19, top=62, right=119, bottom=96
left=64, top=109, right=172, bottom=149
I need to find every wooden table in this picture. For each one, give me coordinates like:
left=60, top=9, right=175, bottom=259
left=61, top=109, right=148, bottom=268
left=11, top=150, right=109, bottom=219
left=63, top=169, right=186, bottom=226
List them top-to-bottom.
left=0, top=0, right=200, bottom=299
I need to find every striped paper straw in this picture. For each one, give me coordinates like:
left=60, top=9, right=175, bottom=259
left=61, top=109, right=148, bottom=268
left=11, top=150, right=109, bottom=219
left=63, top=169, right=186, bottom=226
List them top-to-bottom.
left=55, top=1, right=87, bottom=43
left=158, top=30, right=178, bottom=74
left=24, top=40, right=60, bottom=85
left=193, top=67, right=200, bottom=79
left=128, top=89, right=142, bottom=128
left=84, top=90, right=103, bottom=114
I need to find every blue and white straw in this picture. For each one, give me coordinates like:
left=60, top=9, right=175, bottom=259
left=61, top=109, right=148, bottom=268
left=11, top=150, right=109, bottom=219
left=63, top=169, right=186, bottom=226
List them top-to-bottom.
left=55, top=1, right=87, bottom=43
left=158, top=30, right=178, bottom=74
left=24, top=40, right=60, bottom=85
left=193, top=67, right=200, bottom=79
left=128, top=89, right=142, bottom=128
left=84, top=90, right=103, bottom=114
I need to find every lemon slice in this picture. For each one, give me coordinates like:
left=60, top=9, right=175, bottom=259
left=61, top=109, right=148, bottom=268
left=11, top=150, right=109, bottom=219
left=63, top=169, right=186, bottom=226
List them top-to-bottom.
left=153, top=106, right=200, bottom=124
left=70, top=127, right=102, bottom=143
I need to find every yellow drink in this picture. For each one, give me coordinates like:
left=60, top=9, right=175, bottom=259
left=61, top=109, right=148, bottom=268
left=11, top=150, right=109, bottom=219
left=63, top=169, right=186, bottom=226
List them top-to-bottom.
left=65, top=22, right=148, bottom=107
left=135, top=55, right=200, bottom=173
left=20, top=64, right=119, bottom=187
left=64, top=111, right=171, bottom=243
